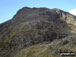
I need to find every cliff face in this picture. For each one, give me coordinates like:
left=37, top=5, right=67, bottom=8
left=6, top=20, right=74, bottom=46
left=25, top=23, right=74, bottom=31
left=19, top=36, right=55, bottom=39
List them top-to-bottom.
left=0, top=7, right=76, bottom=57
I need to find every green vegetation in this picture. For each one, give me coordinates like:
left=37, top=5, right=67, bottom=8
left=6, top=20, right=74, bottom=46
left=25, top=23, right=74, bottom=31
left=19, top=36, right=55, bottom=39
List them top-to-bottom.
left=4, top=35, right=9, bottom=47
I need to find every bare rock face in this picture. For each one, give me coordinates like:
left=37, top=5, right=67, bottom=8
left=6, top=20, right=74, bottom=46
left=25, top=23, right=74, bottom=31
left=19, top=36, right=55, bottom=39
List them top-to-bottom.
left=0, top=7, right=76, bottom=57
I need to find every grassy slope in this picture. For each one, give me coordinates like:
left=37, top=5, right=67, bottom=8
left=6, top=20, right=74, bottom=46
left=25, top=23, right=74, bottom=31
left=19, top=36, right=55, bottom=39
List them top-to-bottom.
left=13, top=35, right=76, bottom=57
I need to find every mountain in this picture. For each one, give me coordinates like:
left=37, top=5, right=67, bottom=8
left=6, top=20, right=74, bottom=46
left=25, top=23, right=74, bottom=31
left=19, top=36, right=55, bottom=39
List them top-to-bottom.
left=0, top=7, right=76, bottom=57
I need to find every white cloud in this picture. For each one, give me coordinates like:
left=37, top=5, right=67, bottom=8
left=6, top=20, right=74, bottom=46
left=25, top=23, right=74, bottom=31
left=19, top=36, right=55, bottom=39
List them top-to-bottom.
left=68, top=9, right=76, bottom=16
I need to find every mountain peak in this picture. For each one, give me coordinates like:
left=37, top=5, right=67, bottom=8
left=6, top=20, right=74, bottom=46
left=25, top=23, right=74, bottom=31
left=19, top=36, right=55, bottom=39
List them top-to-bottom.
left=13, top=7, right=62, bottom=19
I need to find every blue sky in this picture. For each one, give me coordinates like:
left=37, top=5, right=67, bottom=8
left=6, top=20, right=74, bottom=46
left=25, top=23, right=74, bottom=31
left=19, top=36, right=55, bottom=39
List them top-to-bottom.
left=0, top=0, right=76, bottom=23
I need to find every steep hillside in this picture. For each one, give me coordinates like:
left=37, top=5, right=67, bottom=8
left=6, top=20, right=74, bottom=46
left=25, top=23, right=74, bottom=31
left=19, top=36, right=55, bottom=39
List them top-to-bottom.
left=0, top=7, right=76, bottom=57
left=13, top=35, right=76, bottom=57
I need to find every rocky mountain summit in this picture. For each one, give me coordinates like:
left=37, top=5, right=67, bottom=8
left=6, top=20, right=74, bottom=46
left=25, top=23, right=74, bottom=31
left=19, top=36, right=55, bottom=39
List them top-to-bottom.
left=0, top=7, right=76, bottom=57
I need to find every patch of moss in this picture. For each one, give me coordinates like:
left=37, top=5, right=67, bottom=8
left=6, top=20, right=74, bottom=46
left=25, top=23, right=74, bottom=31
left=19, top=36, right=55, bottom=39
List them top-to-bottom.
left=10, top=32, right=16, bottom=38
left=4, top=36, right=9, bottom=47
